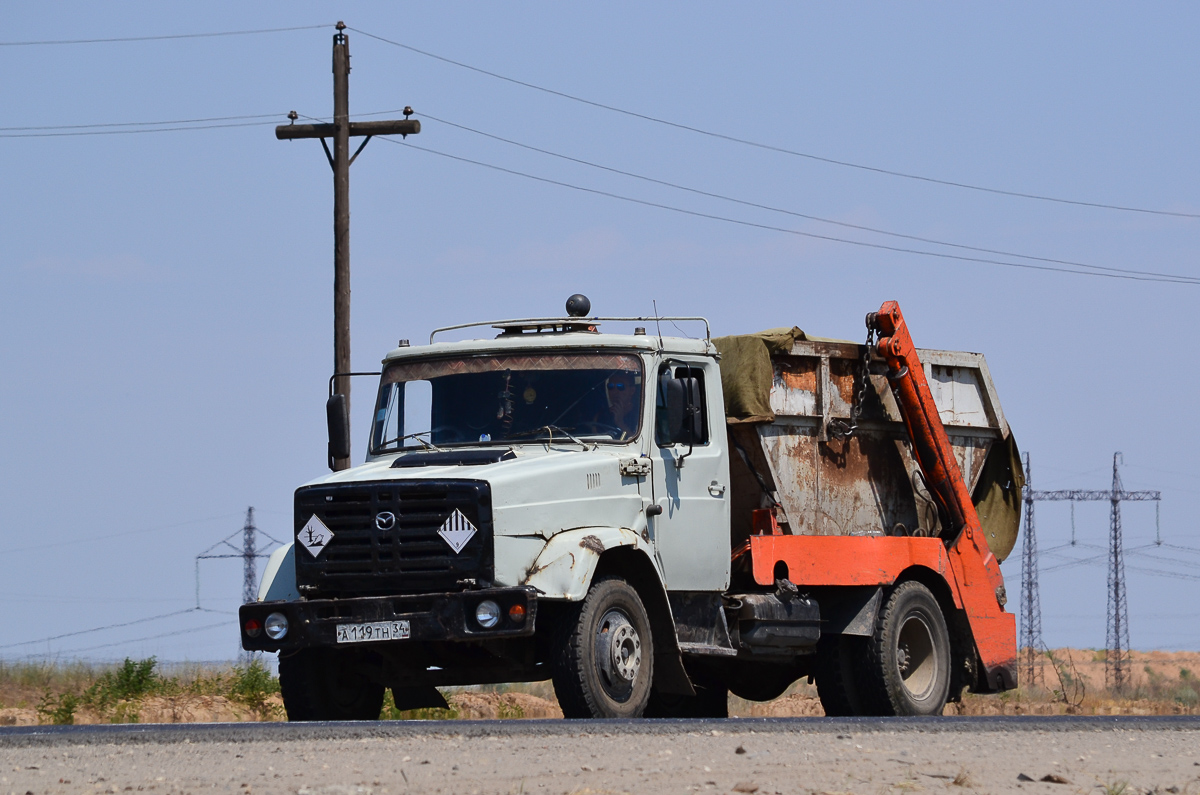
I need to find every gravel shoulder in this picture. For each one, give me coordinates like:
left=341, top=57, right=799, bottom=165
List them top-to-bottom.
left=3, top=719, right=1199, bottom=795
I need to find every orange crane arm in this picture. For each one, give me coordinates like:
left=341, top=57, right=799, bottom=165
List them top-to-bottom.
left=867, top=301, right=1015, bottom=687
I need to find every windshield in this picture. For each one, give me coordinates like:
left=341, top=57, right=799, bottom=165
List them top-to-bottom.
left=370, top=352, right=644, bottom=453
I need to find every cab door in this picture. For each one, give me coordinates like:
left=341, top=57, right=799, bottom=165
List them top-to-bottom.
left=648, top=359, right=731, bottom=591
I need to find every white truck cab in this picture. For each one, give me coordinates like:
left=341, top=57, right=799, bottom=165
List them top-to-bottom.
left=246, top=307, right=739, bottom=719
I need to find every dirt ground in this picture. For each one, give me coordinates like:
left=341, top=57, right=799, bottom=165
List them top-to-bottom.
left=2, top=649, right=1196, bottom=727
left=0, top=691, right=564, bottom=728
left=3, top=724, right=1199, bottom=795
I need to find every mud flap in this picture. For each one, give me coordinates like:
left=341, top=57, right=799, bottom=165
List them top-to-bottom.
left=816, top=586, right=882, bottom=637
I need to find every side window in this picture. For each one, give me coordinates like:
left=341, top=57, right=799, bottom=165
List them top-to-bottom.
left=655, top=364, right=710, bottom=447
left=371, top=382, right=403, bottom=452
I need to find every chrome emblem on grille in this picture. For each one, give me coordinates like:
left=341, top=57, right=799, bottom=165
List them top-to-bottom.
left=375, top=511, right=396, bottom=531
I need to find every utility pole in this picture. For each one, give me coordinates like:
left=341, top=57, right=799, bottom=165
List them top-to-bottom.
left=276, top=21, right=420, bottom=470
left=1025, top=452, right=1160, bottom=694
left=1019, top=453, right=1044, bottom=689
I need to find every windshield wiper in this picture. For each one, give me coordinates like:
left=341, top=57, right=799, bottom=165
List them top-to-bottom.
left=509, top=424, right=591, bottom=451
left=379, top=430, right=443, bottom=452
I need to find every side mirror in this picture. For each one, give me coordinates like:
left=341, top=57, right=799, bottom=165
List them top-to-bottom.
left=664, top=377, right=702, bottom=445
left=326, top=393, right=350, bottom=467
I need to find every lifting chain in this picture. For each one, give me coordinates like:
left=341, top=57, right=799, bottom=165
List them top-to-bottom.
left=829, top=325, right=877, bottom=441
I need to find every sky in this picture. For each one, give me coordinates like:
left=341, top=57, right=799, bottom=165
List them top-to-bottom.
left=2, top=4, right=1198, bottom=663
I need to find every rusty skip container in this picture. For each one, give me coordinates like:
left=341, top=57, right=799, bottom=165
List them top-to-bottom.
left=717, top=328, right=1023, bottom=562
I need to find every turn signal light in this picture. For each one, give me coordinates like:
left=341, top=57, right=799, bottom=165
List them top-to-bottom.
left=508, top=603, right=526, bottom=623
left=244, top=618, right=262, bottom=638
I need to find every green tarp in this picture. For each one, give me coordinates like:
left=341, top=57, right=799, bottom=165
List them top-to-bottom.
left=712, top=327, right=808, bottom=424
left=971, top=432, right=1025, bottom=562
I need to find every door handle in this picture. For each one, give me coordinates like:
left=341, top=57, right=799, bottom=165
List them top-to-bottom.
left=708, top=481, right=726, bottom=497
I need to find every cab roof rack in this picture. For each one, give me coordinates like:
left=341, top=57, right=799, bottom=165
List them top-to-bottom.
left=429, top=316, right=711, bottom=344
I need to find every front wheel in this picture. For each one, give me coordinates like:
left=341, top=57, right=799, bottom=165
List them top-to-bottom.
left=551, top=577, right=654, bottom=718
left=859, top=581, right=952, bottom=716
left=279, top=648, right=385, bottom=721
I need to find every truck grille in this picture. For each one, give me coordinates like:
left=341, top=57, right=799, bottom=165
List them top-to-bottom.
left=293, top=479, right=493, bottom=597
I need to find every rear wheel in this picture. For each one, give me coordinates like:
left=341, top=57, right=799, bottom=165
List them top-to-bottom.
left=551, top=577, right=654, bottom=718
left=858, top=581, right=951, bottom=716
left=814, top=635, right=867, bottom=716
left=279, top=648, right=385, bottom=721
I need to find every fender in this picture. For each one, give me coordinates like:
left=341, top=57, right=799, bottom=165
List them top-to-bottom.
left=520, top=526, right=653, bottom=600
left=522, top=526, right=694, bottom=696
left=256, top=543, right=299, bottom=602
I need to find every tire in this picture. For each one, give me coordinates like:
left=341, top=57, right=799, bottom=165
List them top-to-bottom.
left=550, top=577, right=654, bottom=718
left=858, top=581, right=952, bottom=716
left=814, top=634, right=868, bottom=717
left=279, top=648, right=385, bottom=721
left=644, top=682, right=728, bottom=718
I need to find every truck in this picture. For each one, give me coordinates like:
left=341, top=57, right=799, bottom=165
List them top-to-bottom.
left=240, top=296, right=1023, bottom=719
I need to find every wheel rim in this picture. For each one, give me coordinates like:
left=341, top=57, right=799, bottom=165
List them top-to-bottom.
left=595, top=608, right=643, bottom=699
left=896, top=614, right=938, bottom=700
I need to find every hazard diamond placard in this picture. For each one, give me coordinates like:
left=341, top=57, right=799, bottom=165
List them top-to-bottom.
left=437, top=509, right=477, bottom=554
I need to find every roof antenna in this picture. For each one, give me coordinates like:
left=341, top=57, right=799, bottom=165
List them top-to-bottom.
left=652, top=299, right=664, bottom=349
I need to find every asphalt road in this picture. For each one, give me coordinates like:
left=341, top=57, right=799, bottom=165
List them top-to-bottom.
left=3, top=718, right=1199, bottom=795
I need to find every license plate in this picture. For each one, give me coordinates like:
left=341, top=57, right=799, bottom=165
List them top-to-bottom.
left=336, top=620, right=410, bottom=644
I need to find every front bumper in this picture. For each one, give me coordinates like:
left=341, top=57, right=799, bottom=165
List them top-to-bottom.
left=239, top=587, right=538, bottom=653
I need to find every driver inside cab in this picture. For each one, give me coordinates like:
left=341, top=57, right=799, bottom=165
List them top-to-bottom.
left=600, top=370, right=642, bottom=440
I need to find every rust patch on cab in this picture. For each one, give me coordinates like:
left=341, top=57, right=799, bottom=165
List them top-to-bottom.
left=579, top=535, right=605, bottom=555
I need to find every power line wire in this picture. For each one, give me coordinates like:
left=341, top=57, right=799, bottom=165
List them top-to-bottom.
left=4, top=23, right=1196, bottom=217
left=0, top=24, right=331, bottom=47
left=351, top=26, right=1200, bottom=220
left=9, top=98, right=1196, bottom=283
left=15, top=102, right=1197, bottom=283
left=0, top=112, right=285, bottom=132
left=421, top=112, right=1200, bottom=284
left=0, top=120, right=277, bottom=139
left=380, top=137, right=1200, bottom=285
left=8, top=511, right=243, bottom=555
left=197, top=527, right=245, bottom=557
left=258, top=530, right=288, bottom=546
left=1038, top=546, right=1200, bottom=580
left=1127, top=550, right=1200, bottom=570
left=1040, top=554, right=1107, bottom=573
left=1125, top=565, right=1200, bottom=582
left=6, top=599, right=195, bottom=607
left=0, top=608, right=202, bottom=650
left=44, top=621, right=231, bottom=657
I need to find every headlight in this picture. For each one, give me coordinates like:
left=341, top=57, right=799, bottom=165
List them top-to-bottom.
left=474, top=600, right=501, bottom=629
left=264, top=612, right=289, bottom=640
